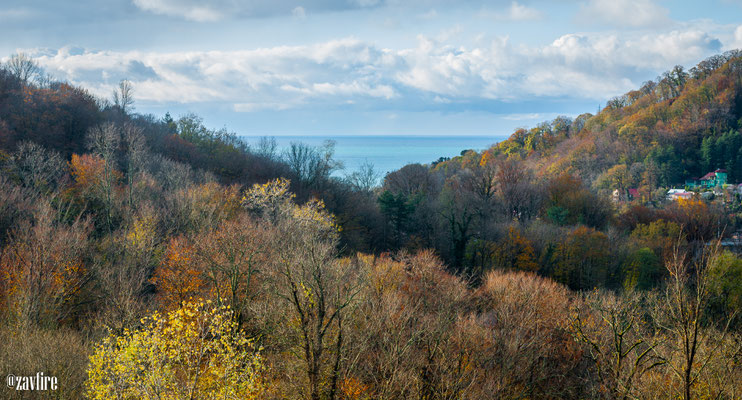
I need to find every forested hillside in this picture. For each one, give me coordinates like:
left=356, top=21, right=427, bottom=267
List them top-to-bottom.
left=486, top=50, right=742, bottom=190
left=1, top=51, right=742, bottom=399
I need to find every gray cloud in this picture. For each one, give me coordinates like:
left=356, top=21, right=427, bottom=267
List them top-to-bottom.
left=126, top=60, right=159, bottom=80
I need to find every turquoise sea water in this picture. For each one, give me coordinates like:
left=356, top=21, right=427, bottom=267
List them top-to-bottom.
left=241, top=135, right=506, bottom=176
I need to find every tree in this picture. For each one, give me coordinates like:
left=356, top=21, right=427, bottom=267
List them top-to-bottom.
left=5, top=53, right=40, bottom=84
left=112, top=79, right=134, bottom=115
left=86, top=122, right=122, bottom=231
left=122, top=122, right=146, bottom=210
left=255, top=136, right=278, bottom=159
left=284, top=140, right=342, bottom=189
left=5, top=141, right=66, bottom=193
left=69, top=153, right=106, bottom=191
left=464, top=155, right=498, bottom=235
left=496, top=159, right=540, bottom=221
left=345, top=160, right=380, bottom=192
left=596, top=164, right=631, bottom=191
left=547, top=174, right=612, bottom=229
left=241, top=178, right=295, bottom=225
left=438, top=178, right=478, bottom=270
left=261, top=188, right=361, bottom=400
left=377, top=190, right=416, bottom=249
left=661, top=198, right=725, bottom=244
left=0, top=201, right=90, bottom=327
left=93, top=208, right=157, bottom=333
left=192, top=215, right=269, bottom=325
left=630, top=219, right=684, bottom=260
left=492, top=226, right=540, bottom=273
left=552, top=226, right=613, bottom=290
left=151, top=236, right=204, bottom=310
left=652, top=244, right=737, bottom=400
left=623, top=247, right=662, bottom=291
left=349, top=251, right=478, bottom=399
left=706, top=251, right=742, bottom=328
left=474, top=270, right=582, bottom=398
left=570, top=291, right=665, bottom=399
left=86, top=301, right=264, bottom=400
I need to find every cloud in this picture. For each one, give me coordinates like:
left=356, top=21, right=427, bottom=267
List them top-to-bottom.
left=129, top=0, right=527, bottom=21
left=130, top=0, right=386, bottom=21
left=132, top=0, right=224, bottom=22
left=578, top=0, right=671, bottom=28
left=480, top=2, right=543, bottom=22
left=501, top=2, right=543, bottom=21
left=506, top=2, right=542, bottom=21
left=733, top=25, right=742, bottom=48
left=25, top=28, right=725, bottom=113
left=541, top=30, right=721, bottom=71
left=233, top=102, right=293, bottom=112
left=503, top=113, right=542, bottom=120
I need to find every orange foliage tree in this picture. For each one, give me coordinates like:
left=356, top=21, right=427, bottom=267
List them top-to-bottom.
left=68, top=153, right=105, bottom=190
left=0, top=201, right=90, bottom=327
left=493, top=226, right=540, bottom=272
left=151, top=236, right=204, bottom=310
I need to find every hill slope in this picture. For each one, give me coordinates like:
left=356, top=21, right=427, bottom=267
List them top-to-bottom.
left=479, top=50, right=742, bottom=191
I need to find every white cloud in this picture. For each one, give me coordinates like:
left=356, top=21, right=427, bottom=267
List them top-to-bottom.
left=578, top=0, right=671, bottom=28
left=480, top=2, right=543, bottom=22
left=503, top=2, right=543, bottom=21
left=734, top=25, right=742, bottom=48
left=25, top=28, right=725, bottom=113
left=233, top=102, right=293, bottom=112
left=503, top=113, right=542, bottom=121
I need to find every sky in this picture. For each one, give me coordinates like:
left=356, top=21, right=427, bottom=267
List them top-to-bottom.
left=1, top=0, right=742, bottom=136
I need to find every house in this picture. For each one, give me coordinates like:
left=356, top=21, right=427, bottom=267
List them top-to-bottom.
left=686, top=169, right=727, bottom=189
left=667, top=188, right=693, bottom=201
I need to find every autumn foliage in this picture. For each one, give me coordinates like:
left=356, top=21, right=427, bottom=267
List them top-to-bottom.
left=2, top=52, right=742, bottom=400
left=86, top=301, right=264, bottom=400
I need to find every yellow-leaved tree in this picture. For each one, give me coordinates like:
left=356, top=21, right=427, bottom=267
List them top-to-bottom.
left=86, top=300, right=263, bottom=400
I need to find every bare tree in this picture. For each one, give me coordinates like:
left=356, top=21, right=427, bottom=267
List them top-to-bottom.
left=6, top=53, right=40, bottom=84
left=112, top=79, right=134, bottom=114
left=87, top=123, right=121, bottom=231
left=122, top=123, right=146, bottom=210
left=256, top=136, right=278, bottom=159
left=284, top=140, right=343, bottom=189
left=6, top=141, right=66, bottom=193
left=496, top=159, right=541, bottom=221
left=345, top=160, right=380, bottom=192
left=266, top=200, right=362, bottom=400
left=192, top=215, right=268, bottom=325
left=653, top=243, right=736, bottom=400
left=570, top=291, right=666, bottom=400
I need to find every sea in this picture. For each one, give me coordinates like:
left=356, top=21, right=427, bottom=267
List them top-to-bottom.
left=241, top=135, right=505, bottom=177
